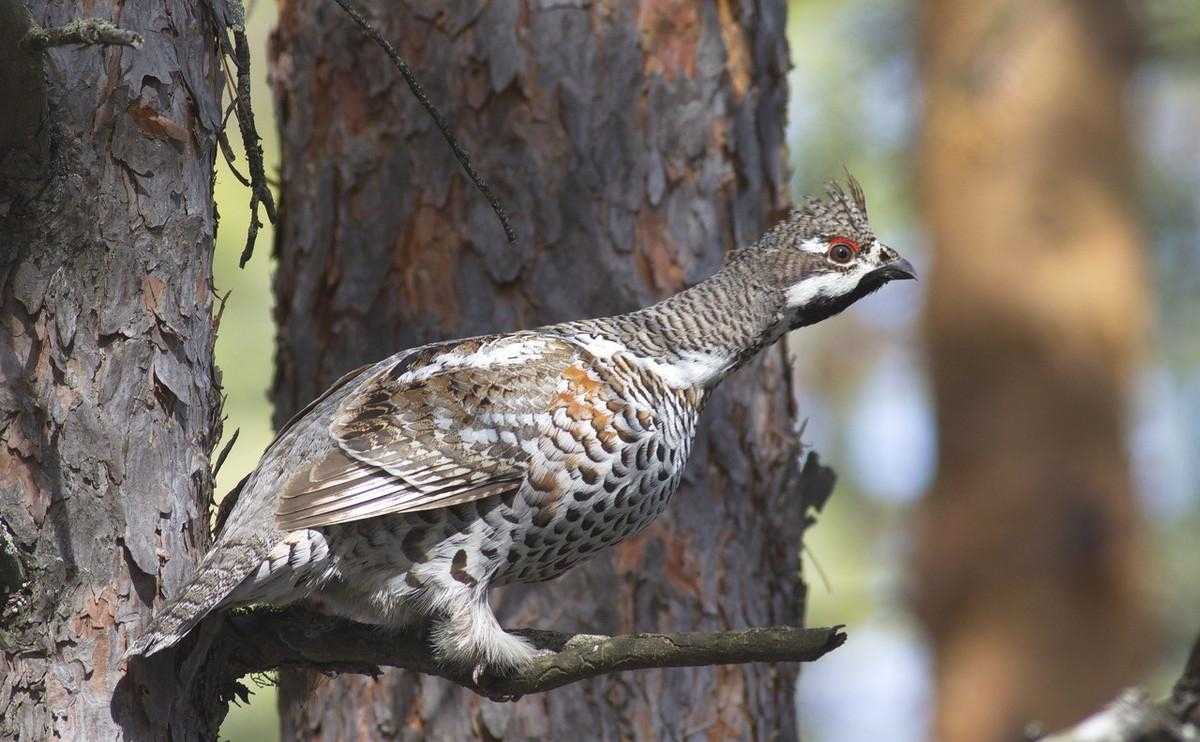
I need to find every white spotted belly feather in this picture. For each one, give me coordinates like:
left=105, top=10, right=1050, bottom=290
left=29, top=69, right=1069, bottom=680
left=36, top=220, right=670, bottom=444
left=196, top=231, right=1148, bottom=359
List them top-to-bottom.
left=303, top=353, right=702, bottom=627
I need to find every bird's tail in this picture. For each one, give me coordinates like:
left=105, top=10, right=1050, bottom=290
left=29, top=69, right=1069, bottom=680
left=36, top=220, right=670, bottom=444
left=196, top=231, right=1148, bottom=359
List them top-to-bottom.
left=124, top=538, right=264, bottom=659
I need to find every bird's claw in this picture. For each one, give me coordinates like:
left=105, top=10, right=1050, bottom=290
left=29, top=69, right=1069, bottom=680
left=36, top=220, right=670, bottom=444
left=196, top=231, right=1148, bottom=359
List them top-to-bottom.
left=470, top=663, right=523, bottom=703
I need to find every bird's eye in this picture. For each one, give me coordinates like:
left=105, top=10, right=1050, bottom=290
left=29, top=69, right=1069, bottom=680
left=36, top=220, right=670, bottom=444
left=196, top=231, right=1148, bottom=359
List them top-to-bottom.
left=827, top=238, right=858, bottom=264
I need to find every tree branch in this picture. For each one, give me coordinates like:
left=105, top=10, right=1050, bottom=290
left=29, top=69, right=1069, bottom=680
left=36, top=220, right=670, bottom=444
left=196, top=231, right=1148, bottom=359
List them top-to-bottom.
left=23, top=18, right=143, bottom=51
left=213, top=607, right=845, bottom=699
left=1040, top=630, right=1200, bottom=741
left=1172, top=631, right=1200, bottom=707
left=1039, top=690, right=1186, bottom=742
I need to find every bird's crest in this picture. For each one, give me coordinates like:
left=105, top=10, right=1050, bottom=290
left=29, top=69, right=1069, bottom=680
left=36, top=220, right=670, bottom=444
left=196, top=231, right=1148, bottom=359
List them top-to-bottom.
left=756, top=173, right=875, bottom=250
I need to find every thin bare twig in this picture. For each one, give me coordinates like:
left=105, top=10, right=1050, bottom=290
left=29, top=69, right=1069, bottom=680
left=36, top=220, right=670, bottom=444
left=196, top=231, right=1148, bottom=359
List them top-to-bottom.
left=328, top=0, right=518, bottom=248
left=23, top=18, right=143, bottom=51
left=217, top=101, right=252, bottom=187
left=218, top=133, right=252, bottom=187
left=238, top=194, right=262, bottom=268
left=212, top=287, right=233, bottom=332
left=212, top=428, right=240, bottom=479
left=1170, top=632, right=1200, bottom=729
left=1172, top=632, right=1200, bottom=702
left=1039, top=689, right=1185, bottom=742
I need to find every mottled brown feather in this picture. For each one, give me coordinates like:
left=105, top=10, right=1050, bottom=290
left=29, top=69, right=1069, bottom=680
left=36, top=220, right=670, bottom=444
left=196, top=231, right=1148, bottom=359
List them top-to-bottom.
left=274, top=335, right=626, bottom=531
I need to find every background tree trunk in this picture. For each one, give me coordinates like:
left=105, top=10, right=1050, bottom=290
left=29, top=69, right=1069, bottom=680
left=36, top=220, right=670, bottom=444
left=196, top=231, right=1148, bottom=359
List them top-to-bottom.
left=269, top=0, right=801, bottom=738
left=0, top=1, right=224, bottom=739
left=915, top=1, right=1153, bottom=739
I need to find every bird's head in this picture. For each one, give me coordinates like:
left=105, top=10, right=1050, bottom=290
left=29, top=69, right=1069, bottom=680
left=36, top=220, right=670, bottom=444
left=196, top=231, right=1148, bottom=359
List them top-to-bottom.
left=745, top=175, right=916, bottom=329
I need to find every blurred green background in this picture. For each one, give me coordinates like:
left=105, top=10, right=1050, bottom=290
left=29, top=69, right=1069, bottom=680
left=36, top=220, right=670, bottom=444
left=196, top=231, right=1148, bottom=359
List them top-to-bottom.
left=214, top=2, right=1200, bottom=739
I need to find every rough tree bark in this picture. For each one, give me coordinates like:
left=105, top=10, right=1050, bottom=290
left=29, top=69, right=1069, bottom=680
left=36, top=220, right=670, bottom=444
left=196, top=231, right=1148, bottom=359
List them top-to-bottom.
left=269, top=0, right=801, bottom=739
left=0, top=1, right=225, bottom=739
left=915, top=1, right=1152, bottom=739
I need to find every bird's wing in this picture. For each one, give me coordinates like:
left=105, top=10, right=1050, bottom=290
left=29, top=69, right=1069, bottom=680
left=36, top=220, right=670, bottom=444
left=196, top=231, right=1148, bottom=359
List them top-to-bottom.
left=274, top=334, right=589, bottom=531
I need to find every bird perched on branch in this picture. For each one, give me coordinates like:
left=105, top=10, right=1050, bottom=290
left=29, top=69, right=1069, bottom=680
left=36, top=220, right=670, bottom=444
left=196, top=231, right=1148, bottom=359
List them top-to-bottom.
left=127, top=177, right=914, bottom=684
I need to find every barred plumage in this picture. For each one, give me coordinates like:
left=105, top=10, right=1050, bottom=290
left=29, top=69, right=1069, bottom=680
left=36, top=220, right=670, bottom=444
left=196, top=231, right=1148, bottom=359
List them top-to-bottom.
left=126, top=177, right=914, bottom=677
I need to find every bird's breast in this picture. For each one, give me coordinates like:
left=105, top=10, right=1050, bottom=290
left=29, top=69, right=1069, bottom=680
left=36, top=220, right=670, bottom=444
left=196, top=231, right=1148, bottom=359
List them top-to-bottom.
left=486, top=356, right=703, bottom=584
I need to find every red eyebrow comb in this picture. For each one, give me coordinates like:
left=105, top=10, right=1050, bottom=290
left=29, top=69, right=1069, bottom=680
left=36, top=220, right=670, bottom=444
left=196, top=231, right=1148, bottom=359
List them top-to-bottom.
left=828, top=236, right=861, bottom=253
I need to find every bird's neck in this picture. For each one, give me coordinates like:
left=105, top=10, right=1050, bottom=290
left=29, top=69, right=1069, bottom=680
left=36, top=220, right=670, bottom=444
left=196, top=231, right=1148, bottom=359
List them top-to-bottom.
left=560, top=260, right=787, bottom=389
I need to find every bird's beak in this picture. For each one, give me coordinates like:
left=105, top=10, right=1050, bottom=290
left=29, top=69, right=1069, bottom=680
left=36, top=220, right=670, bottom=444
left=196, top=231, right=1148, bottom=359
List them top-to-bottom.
left=869, top=256, right=917, bottom=283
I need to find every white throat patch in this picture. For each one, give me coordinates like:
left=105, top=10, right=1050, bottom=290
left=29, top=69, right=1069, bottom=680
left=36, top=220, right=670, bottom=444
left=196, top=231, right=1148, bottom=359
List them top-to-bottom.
left=785, top=269, right=863, bottom=308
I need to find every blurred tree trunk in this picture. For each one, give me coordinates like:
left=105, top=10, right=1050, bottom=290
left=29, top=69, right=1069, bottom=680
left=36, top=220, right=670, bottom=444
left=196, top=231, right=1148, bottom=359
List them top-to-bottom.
left=269, top=0, right=801, bottom=738
left=0, top=1, right=224, bottom=739
left=916, top=1, right=1152, bottom=739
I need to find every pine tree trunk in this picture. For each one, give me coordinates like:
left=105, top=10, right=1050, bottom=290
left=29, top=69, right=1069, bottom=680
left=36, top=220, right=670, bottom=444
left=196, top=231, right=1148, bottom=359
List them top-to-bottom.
left=269, top=0, right=801, bottom=738
left=0, top=1, right=224, bottom=739
left=915, top=1, right=1152, bottom=739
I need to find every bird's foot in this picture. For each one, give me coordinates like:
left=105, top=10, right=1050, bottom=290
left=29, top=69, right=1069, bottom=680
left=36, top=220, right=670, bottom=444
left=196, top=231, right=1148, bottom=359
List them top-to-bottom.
left=469, top=647, right=555, bottom=702
left=471, top=663, right=523, bottom=703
